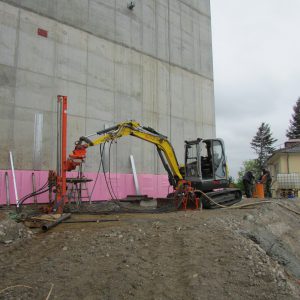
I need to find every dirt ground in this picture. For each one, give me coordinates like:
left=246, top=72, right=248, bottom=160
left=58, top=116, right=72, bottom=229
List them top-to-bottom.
left=0, top=199, right=300, bottom=300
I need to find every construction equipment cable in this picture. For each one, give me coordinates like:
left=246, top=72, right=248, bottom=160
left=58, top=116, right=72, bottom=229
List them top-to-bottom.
left=108, top=140, right=118, bottom=200
left=89, top=142, right=118, bottom=202
left=98, top=142, right=119, bottom=203
left=101, top=142, right=117, bottom=201
left=90, top=143, right=105, bottom=199
left=90, top=143, right=114, bottom=200
left=17, top=180, right=49, bottom=206
left=18, top=188, right=50, bottom=206
left=198, top=188, right=300, bottom=215
left=195, top=189, right=273, bottom=209
left=195, top=189, right=229, bottom=208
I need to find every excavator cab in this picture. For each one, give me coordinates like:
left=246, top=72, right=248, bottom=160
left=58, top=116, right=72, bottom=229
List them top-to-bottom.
left=184, top=138, right=229, bottom=192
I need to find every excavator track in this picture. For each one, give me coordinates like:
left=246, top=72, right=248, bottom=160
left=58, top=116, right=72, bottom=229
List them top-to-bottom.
left=199, top=188, right=242, bottom=209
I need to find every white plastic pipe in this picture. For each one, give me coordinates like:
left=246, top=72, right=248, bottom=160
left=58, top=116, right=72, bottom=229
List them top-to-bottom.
left=33, top=113, right=43, bottom=170
left=9, top=151, right=19, bottom=207
left=130, top=154, right=140, bottom=195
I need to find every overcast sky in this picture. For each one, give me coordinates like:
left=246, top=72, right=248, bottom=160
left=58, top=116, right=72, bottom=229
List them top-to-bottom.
left=210, top=0, right=300, bottom=179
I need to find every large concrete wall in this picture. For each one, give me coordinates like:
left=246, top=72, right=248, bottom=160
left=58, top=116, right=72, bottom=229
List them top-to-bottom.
left=0, top=0, right=215, bottom=175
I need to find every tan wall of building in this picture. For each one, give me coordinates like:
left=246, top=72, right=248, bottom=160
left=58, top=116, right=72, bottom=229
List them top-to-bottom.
left=268, top=152, right=300, bottom=196
left=269, top=153, right=300, bottom=175
left=277, top=154, right=300, bottom=174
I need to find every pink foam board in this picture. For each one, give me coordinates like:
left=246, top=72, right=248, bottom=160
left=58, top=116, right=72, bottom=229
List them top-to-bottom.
left=0, top=170, right=174, bottom=205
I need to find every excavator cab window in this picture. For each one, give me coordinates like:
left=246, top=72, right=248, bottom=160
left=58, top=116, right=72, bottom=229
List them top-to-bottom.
left=200, top=139, right=227, bottom=180
left=212, top=140, right=226, bottom=179
left=200, top=141, right=213, bottom=180
left=185, top=143, right=200, bottom=178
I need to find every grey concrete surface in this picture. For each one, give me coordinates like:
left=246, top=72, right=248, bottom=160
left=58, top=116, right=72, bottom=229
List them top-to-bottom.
left=0, top=0, right=215, bottom=174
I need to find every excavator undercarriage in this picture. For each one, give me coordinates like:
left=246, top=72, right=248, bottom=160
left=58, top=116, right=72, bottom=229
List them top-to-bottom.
left=199, top=189, right=242, bottom=209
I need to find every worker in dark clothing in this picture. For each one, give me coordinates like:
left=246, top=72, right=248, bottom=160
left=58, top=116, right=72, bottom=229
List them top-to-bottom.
left=262, top=168, right=272, bottom=198
left=243, top=171, right=255, bottom=198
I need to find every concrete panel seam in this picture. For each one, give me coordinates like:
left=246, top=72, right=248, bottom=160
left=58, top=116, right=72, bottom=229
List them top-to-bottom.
left=113, top=0, right=118, bottom=175
left=167, top=0, right=172, bottom=144
left=177, top=0, right=211, bottom=19
left=179, top=1, right=183, bottom=79
left=10, top=6, right=21, bottom=153
left=84, top=36, right=88, bottom=135
left=14, top=66, right=88, bottom=89
left=11, top=103, right=88, bottom=119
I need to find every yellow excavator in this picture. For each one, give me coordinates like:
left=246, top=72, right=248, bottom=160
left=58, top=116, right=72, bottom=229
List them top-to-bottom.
left=66, top=120, right=242, bottom=208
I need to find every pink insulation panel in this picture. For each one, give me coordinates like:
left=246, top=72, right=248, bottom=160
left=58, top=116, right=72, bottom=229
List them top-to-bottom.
left=0, top=170, right=173, bottom=205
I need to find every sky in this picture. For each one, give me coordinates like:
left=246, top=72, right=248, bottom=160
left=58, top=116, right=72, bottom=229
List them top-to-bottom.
left=210, top=0, right=300, bottom=179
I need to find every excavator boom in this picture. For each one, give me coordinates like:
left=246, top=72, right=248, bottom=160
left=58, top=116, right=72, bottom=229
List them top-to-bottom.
left=68, top=121, right=183, bottom=187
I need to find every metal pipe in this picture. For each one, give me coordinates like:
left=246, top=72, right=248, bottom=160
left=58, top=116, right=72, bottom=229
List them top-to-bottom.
left=55, top=95, right=68, bottom=213
left=61, top=96, right=67, bottom=210
left=57, top=99, right=62, bottom=176
left=96, top=125, right=119, bottom=135
left=85, top=132, right=98, bottom=138
left=9, top=151, right=19, bottom=207
left=5, top=171, right=10, bottom=207
left=32, top=172, right=37, bottom=205
left=42, top=213, right=71, bottom=232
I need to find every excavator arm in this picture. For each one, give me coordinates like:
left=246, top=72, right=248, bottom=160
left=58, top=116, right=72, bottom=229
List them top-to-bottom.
left=67, top=121, right=183, bottom=188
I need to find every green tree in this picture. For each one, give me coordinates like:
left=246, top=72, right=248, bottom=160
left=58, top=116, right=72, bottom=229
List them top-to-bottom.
left=286, top=97, right=300, bottom=139
left=250, top=122, right=277, bottom=169
left=236, top=159, right=260, bottom=191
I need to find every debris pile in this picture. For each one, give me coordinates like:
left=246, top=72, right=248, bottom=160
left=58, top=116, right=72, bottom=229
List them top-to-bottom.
left=214, top=199, right=300, bottom=280
left=0, top=213, right=33, bottom=245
